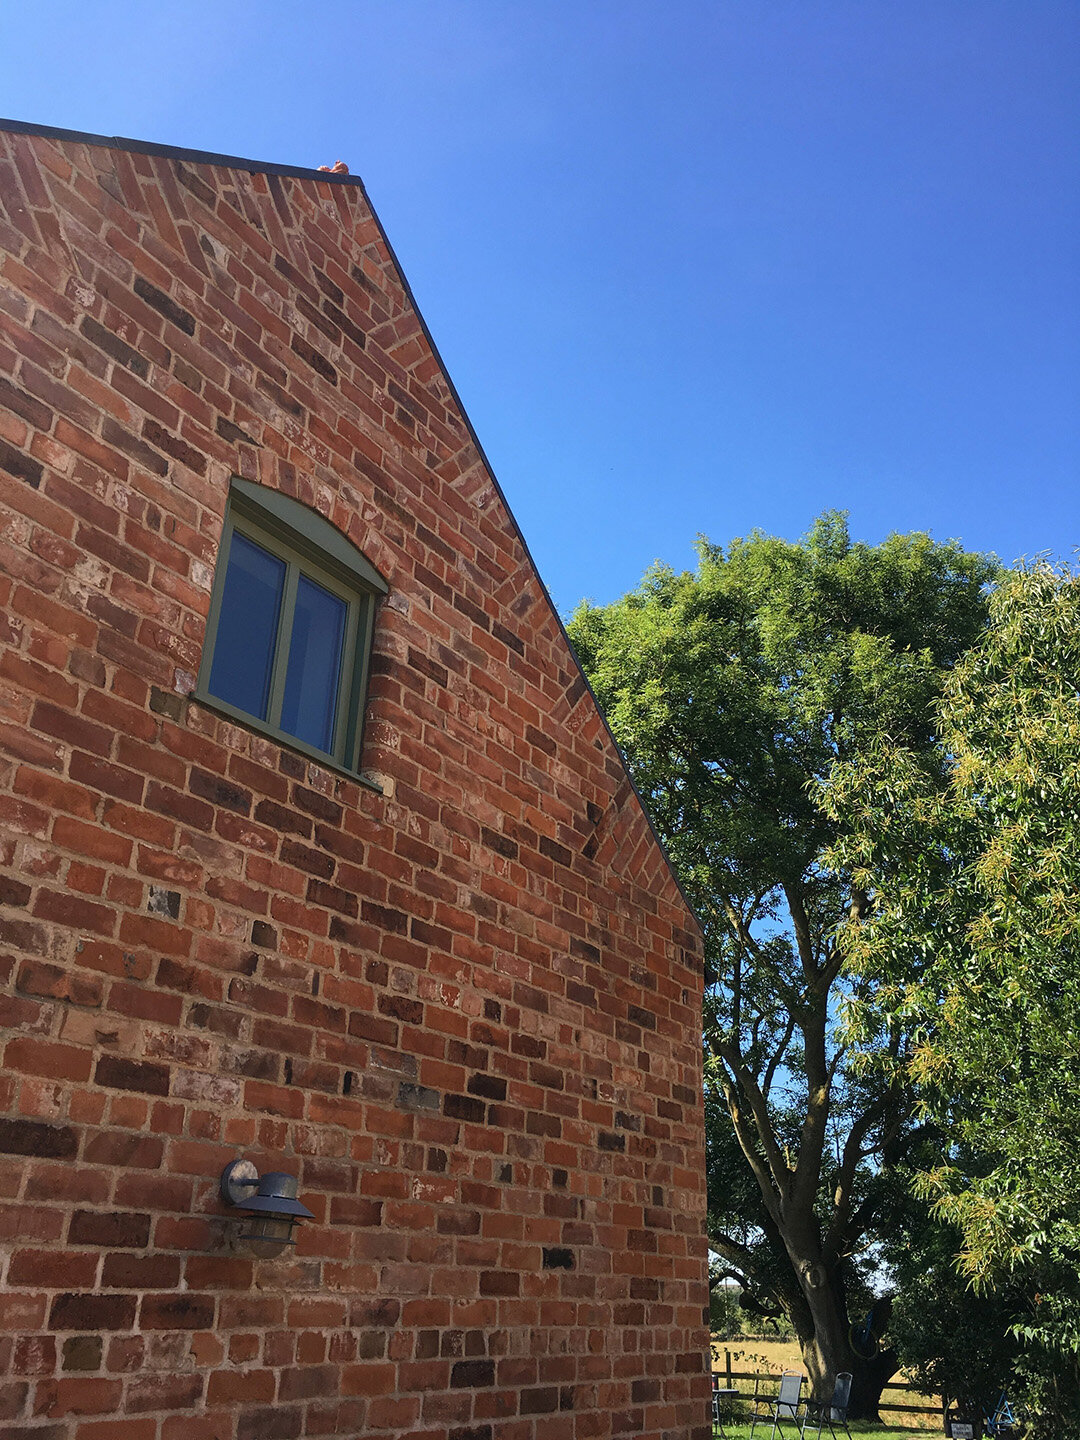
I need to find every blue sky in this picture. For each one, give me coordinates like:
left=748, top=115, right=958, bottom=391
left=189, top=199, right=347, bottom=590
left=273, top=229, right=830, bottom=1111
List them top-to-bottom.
left=1, top=1, right=1076, bottom=610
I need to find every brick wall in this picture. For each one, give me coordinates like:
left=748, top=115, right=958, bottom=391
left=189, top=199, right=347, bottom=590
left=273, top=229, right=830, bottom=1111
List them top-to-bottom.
left=0, top=123, right=709, bottom=1439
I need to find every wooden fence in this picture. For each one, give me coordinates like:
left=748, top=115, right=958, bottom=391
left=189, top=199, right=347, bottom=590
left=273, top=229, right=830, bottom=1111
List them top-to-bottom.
left=714, top=1360, right=943, bottom=1426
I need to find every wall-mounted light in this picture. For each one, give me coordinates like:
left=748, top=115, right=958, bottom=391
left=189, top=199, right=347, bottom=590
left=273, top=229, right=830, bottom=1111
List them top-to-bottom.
left=220, top=1159, right=313, bottom=1256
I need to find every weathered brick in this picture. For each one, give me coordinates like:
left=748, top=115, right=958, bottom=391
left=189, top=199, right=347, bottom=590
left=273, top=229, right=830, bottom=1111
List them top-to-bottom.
left=0, top=121, right=707, bottom=1440
left=133, top=276, right=195, bottom=335
left=79, top=315, right=150, bottom=379
left=290, top=333, right=337, bottom=384
left=100, top=418, right=169, bottom=476
left=0, top=434, right=44, bottom=488
left=280, top=837, right=335, bottom=877
left=17, top=958, right=102, bottom=1006
left=94, top=1056, right=170, bottom=1097
left=0, top=1117, right=78, bottom=1158
left=68, top=1210, right=151, bottom=1248
left=542, top=1246, right=574, bottom=1269
left=138, top=1292, right=215, bottom=1329
left=49, top=1293, right=136, bottom=1331
left=451, top=1359, right=495, bottom=1387
left=126, top=1371, right=205, bottom=1411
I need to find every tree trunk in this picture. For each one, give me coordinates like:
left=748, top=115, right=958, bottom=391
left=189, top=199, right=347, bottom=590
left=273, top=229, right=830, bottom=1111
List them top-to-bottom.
left=795, top=1272, right=898, bottom=1422
left=847, top=1348, right=900, bottom=1423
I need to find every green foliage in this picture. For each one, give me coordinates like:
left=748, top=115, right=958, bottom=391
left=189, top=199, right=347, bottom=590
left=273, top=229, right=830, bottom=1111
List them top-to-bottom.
left=568, top=512, right=997, bottom=1408
left=570, top=513, right=993, bottom=929
left=827, top=560, right=1080, bottom=1432
left=882, top=1154, right=1029, bottom=1414
left=709, top=1280, right=744, bottom=1339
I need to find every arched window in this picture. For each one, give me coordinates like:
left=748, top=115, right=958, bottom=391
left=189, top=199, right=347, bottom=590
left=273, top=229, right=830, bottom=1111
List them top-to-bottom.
left=196, top=479, right=387, bottom=774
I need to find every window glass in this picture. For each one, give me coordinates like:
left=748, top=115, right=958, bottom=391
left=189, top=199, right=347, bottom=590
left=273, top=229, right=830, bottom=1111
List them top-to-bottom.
left=197, top=479, right=388, bottom=775
left=208, top=532, right=285, bottom=721
left=280, top=575, right=348, bottom=753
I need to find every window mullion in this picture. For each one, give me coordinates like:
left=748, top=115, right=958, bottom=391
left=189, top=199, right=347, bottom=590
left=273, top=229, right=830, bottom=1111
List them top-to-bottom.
left=267, top=560, right=300, bottom=728
left=334, top=598, right=362, bottom=765
left=346, top=598, right=376, bottom=772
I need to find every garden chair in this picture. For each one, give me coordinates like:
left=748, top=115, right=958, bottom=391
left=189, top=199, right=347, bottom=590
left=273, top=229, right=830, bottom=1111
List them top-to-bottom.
left=749, top=1370, right=804, bottom=1440
left=801, top=1371, right=852, bottom=1440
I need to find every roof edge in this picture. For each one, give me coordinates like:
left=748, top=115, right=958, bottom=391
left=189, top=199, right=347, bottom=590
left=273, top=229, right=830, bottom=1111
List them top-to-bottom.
left=0, top=115, right=705, bottom=944
left=0, top=116, right=365, bottom=186
left=368, top=192, right=708, bottom=946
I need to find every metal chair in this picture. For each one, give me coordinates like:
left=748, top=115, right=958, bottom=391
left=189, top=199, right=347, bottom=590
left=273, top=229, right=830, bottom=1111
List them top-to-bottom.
left=750, top=1371, right=804, bottom=1440
left=801, top=1371, right=852, bottom=1440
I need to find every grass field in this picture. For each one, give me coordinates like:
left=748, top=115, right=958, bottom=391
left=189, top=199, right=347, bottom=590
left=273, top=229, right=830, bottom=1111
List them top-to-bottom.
left=712, top=1337, right=942, bottom=1433
left=712, top=1426, right=936, bottom=1439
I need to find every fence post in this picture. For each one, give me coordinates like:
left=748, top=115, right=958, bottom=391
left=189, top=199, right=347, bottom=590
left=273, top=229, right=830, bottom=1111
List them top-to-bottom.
left=726, top=1349, right=732, bottom=1387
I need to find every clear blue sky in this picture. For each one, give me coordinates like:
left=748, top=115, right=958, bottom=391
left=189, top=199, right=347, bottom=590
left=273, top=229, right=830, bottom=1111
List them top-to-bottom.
left=1, top=2, right=1076, bottom=610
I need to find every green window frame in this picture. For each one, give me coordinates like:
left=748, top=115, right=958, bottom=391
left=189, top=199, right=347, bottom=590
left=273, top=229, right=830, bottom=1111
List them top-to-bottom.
left=195, top=478, right=388, bottom=776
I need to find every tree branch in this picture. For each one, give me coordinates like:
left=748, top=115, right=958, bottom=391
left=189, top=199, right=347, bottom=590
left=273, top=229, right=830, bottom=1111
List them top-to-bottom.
left=762, top=1011, right=798, bottom=1099
left=708, top=1045, right=791, bottom=1218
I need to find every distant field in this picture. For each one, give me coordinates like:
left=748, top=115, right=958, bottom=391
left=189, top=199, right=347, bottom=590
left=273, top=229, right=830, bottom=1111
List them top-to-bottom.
left=711, top=1337, right=941, bottom=1432
left=713, top=1427, right=935, bottom=1440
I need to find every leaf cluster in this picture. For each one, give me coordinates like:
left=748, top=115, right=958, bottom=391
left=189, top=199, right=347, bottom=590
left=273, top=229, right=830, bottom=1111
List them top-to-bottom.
left=568, top=513, right=997, bottom=1339
left=827, top=560, right=1080, bottom=1427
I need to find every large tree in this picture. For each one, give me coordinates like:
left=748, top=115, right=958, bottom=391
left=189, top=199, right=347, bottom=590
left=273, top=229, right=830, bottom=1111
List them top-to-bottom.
left=567, top=513, right=996, bottom=1417
left=827, top=561, right=1080, bottom=1432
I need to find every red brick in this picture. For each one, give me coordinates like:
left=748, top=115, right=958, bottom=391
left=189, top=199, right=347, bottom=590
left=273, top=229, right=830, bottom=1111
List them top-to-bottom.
left=0, top=123, right=707, bottom=1440
left=0, top=650, right=78, bottom=708
left=30, top=699, right=113, bottom=756
left=68, top=750, right=146, bottom=804
left=14, top=767, right=96, bottom=818
left=51, top=815, right=133, bottom=866
left=31, top=888, right=115, bottom=936
left=117, top=911, right=192, bottom=956
left=16, top=958, right=102, bottom=1006
left=4, top=1037, right=93, bottom=1083
left=94, top=1055, right=170, bottom=1097
left=69, top=1210, right=152, bottom=1247
left=100, top=1252, right=181, bottom=1288
left=138, top=1292, right=215, bottom=1330
left=48, top=1293, right=136, bottom=1331
left=13, top=1334, right=56, bottom=1375
left=207, top=1367, right=276, bottom=1404
left=125, top=1372, right=204, bottom=1412
left=40, top=1376, right=124, bottom=1416
left=160, top=1419, right=231, bottom=1440
left=75, top=1421, right=157, bottom=1440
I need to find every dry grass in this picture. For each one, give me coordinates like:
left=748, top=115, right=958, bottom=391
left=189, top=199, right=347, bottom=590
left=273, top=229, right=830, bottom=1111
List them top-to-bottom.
left=711, top=1337, right=941, bottom=1433
left=712, top=1427, right=934, bottom=1439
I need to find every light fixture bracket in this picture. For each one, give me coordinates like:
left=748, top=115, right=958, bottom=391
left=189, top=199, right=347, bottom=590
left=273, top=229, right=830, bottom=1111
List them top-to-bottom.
left=220, top=1158, right=260, bottom=1208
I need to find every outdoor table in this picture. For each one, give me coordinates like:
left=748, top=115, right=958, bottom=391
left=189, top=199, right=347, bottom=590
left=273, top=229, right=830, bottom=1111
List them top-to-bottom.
left=711, top=1384, right=740, bottom=1436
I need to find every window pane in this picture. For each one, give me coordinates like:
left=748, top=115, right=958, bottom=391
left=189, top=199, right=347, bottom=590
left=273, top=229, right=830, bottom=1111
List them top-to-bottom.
left=208, top=532, right=286, bottom=720
left=280, top=574, right=347, bottom=753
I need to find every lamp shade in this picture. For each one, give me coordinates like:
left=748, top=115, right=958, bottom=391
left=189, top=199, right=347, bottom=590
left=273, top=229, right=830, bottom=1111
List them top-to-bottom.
left=219, top=1161, right=315, bottom=1253
left=240, top=1171, right=314, bottom=1220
